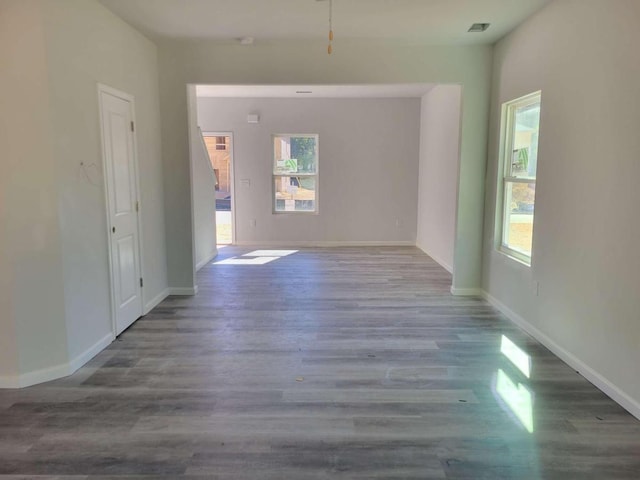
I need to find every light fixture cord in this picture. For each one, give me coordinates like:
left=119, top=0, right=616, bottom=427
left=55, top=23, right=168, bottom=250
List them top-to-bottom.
left=328, top=0, right=333, bottom=54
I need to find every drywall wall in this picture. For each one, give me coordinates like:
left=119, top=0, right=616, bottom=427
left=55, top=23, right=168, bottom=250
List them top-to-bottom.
left=0, top=0, right=69, bottom=382
left=0, top=0, right=167, bottom=385
left=41, top=0, right=167, bottom=360
left=483, top=0, right=640, bottom=416
left=158, top=40, right=492, bottom=290
left=416, top=85, right=462, bottom=272
left=188, top=87, right=218, bottom=269
left=197, top=97, right=420, bottom=243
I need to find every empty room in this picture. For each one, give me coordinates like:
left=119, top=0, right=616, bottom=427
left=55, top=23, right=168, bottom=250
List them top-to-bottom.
left=1, top=0, right=639, bottom=478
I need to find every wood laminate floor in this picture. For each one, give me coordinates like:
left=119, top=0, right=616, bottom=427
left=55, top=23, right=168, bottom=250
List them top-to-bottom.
left=1, top=246, right=639, bottom=479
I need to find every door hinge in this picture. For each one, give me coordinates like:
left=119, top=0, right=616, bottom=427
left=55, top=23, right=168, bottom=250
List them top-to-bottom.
left=131, top=121, right=135, bottom=132
left=135, top=201, right=139, bottom=212
left=140, top=277, right=143, bottom=288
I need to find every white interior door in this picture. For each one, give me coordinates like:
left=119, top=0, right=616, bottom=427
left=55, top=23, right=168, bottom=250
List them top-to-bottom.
left=99, top=87, right=143, bottom=335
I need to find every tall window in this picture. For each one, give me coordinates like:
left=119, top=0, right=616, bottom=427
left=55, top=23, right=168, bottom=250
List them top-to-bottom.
left=498, top=92, right=541, bottom=264
left=273, top=134, right=318, bottom=213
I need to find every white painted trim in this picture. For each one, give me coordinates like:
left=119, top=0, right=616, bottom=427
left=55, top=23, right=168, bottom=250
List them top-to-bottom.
left=233, top=240, right=416, bottom=247
left=416, top=244, right=453, bottom=273
left=196, top=250, right=218, bottom=271
left=169, top=286, right=199, bottom=296
left=450, top=287, right=483, bottom=296
left=143, top=288, right=170, bottom=315
left=482, top=290, right=640, bottom=421
left=0, top=333, right=114, bottom=389
left=67, top=333, right=115, bottom=373
left=1, top=363, right=70, bottom=389
left=0, top=376, right=20, bottom=389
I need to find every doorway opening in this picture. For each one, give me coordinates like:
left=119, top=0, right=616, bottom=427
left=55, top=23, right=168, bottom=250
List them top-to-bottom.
left=203, top=133, right=234, bottom=245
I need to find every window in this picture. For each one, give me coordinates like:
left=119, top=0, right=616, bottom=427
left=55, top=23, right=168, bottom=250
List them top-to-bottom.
left=498, top=92, right=541, bottom=264
left=273, top=134, right=318, bottom=213
left=215, top=136, right=227, bottom=150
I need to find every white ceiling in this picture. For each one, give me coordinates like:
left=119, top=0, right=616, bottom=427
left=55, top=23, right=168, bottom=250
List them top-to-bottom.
left=99, top=0, right=552, bottom=45
left=196, top=84, right=436, bottom=98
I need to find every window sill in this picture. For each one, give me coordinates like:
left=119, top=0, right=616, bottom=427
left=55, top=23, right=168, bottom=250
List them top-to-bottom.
left=273, top=211, right=319, bottom=215
left=497, top=247, right=531, bottom=267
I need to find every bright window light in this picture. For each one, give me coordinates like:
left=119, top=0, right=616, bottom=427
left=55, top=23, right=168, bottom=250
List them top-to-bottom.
left=497, top=91, right=541, bottom=265
left=273, top=134, right=318, bottom=213
left=242, top=250, right=298, bottom=257
left=214, top=256, right=279, bottom=265
left=501, top=335, right=532, bottom=378
left=495, top=369, right=534, bottom=433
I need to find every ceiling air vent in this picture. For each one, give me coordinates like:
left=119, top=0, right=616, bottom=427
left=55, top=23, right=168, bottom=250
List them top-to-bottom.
left=468, top=23, right=490, bottom=33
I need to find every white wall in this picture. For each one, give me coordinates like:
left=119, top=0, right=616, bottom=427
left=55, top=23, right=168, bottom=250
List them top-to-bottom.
left=0, top=0, right=168, bottom=385
left=0, top=0, right=69, bottom=380
left=41, top=0, right=168, bottom=360
left=482, top=0, right=640, bottom=417
left=159, top=40, right=492, bottom=290
left=416, top=85, right=462, bottom=273
left=189, top=87, right=218, bottom=269
left=197, top=97, right=420, bottom=244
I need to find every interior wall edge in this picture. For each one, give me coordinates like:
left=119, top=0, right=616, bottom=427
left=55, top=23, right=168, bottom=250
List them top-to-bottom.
left=416, top=243, right=453, bottom=274
left=196, top=250, right=219, bottom=271
left=169, top=287, right=200, bottom=296
left=450, top=287, right=483, bottom=296
left=144, top=288, right=171, bottom=315
left=0, top=332, right=113, bottom=389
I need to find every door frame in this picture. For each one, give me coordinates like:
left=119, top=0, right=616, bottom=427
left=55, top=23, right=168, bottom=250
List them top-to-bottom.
left=97, top=83, right=146, bottom=337
left=203, top=131, right=236, bottom=244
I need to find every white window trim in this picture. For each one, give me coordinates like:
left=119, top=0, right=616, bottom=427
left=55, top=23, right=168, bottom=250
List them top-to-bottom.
left=495, top=91, right=541, bottom=266
left=272, top=134, right=319, bottom=214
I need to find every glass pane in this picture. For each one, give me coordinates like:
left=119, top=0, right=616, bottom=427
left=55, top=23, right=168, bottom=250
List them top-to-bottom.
left=509, top=100, right=540, bottom=179
left=274, top=135, right=317, bottom=174
left=274, top=176, right=316, bottom=212
left=503, top=182, right=536, bottom=257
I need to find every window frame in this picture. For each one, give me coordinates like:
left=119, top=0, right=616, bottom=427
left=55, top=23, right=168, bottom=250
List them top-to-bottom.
left=496, top=91, right=542, bottom=266
left=272, top=133, right=319, bottom=214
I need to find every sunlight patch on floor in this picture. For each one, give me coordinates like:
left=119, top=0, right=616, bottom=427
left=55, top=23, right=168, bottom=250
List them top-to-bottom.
left=215, top=249, right=299, bottom=266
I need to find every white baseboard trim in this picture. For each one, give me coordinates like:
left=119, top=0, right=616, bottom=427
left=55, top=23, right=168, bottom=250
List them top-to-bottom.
left=233, top=240, right=416, bottom=247
left=416, top=244, right=453, bottom=273
left=196, top=249, right=218, bottom=271
left=169, top=286, right=199, bottom=296
left=451, top=287, right=483, bottom=296
left=144, top=288, right=170, bottom=314
left=482, top=290, right=640, bottom=421
left=0, top=332, right=114, bottom=389
left=67, top=333, right=114, bottom=374
left=0, top=363, right=70, bottom=389
left=0, top=375, right=20, bottom=389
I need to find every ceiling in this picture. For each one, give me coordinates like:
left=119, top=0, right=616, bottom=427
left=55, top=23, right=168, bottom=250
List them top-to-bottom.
left=99, top=0, right=552, bottom=45
left=196, top=84, right=436, bottom=98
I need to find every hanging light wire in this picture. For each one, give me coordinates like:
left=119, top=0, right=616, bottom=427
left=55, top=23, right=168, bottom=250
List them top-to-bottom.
left=328, top=0, right=333, bottom=54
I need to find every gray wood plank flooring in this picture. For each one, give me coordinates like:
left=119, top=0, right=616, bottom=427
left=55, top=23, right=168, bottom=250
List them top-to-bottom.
left=1, top=246, right=639, bottom=478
